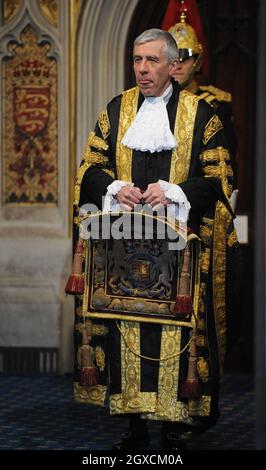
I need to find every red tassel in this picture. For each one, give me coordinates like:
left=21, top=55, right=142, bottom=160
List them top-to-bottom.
left=65, top=237, right=85, bottom=295
left=65, top=274, right=84, bottom=295
left=173, top=295, right=193, bottom=317
left=79, top=366, right=100, bottom=386
left=180, top=378, right=201, bottom=399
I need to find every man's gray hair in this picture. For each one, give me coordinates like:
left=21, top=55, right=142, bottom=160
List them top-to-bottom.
left=134, top=28, right=179, bottom=62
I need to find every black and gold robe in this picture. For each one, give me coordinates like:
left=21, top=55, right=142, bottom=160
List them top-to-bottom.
left=73, top=81, right=236, bottom=425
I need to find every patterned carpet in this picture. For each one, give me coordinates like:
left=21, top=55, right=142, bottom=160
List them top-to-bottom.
left=0, top=373, right=254, bottom=450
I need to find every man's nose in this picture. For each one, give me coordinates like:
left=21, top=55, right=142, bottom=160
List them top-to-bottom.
left=139, top=60, right=148, bottom=73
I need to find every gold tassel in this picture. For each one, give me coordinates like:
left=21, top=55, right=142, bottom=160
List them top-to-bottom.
left=65, top=237, right=85, bottom=295
left=173, top=244, right=193, bottom=320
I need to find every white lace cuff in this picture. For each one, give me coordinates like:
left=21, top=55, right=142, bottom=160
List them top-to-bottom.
left=158, top=179, right=191, bottom=222
left=103, top=180, right=134, bottom=212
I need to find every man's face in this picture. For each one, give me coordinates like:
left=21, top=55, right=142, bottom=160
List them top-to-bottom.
left=133, top=39, right=176, bottom=97
left=171, top=56, right=197, bottom=86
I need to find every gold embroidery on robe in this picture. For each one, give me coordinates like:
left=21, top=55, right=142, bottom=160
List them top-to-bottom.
left=116, top=87, right=139, bottom=181
left=169, top=90, right=199, bottom=184
left=98, top=110, right=110, bottom=140
left=203, top=114, right=224, bottom=146
left=200, top=147, right=230, bottom=163
left=200, top=147, right=233, bottom=201
left=212, top=201, right=233, bottom=373
left=227, top=228, right=238, bottom=247
left=201, top=248, right=211, bottom=274
left=154, top=325, right=181, bottom=420
left=74, top=382, right=106, bottom=406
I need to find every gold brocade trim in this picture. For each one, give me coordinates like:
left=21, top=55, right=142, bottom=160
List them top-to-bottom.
left=199, top=85, right=232, bottom=103
left=116, top=87, right=139, bottom=181
left=169, top=90, right=199, bottom=184
left=98, top=110, right=110, bottom=140
left=203, top=115, right=224, bottom=146
left=84, top=131, right=109, bottom=155
left=200, top=147, right=230, bottom=163
left=201, top=147, right=233, bottom=201
left=217, top=147, right=232, bottom=198
left=85, top=151, right=108, bottom=164
left=203, top=165, right=233, bottom=178
left=212, top=201, right=233, bottom=373
left=200, top=218, right=214, bottom=246
left=227, top=228, right=238, bottom=247
left=201, top=248, right=211, bottom=274
left=198, top=282, right=207, bottom=314
left=87, top=311, right=195, bottom=328
left=120, top=320, right=142, bottom=411
left=111, top=322, right=209, bottom=419
left=91, top=323, right=109, bottom=336
left=155, top=326, right=181, bottom=420
left=74, top=382, right=106, bottom=405
left=110, top=392, right=210, bottom=420
left=110, top=393, right=157, bottom=415
left=188, top=395, right=211, bottom=416
left=143, top=401, right=192, bottom=422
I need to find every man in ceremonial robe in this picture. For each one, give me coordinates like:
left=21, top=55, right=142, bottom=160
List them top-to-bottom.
left=71, top=29, right=236, bottom=451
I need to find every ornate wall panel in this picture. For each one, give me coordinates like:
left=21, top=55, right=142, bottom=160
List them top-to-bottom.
left=0, top=0, right=71, bottom=374
left=2, top=0, right=22, bottom=24
left=39, top=0, right=58, bottom=26
left=2, top=25, right=58, bottom=204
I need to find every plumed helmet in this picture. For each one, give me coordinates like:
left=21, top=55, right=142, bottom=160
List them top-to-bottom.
left=168, top=2, right=203, bottom=62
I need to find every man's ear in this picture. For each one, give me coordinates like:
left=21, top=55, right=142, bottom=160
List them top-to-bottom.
left=169, top=59, right=179, bottom=77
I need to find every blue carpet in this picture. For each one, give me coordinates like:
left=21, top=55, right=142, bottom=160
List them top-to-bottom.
left=0, top=373, right=254, bottom=450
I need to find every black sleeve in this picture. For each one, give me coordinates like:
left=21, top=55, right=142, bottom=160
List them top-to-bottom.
left=179, top=100, right=233, bottom=216
left=77, top=101, right=119, bottom=210
left=215, top=101, right=237, bottom=187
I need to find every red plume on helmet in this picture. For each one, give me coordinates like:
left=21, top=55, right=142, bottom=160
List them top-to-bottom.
left=162, top=0, right=209, bottom=81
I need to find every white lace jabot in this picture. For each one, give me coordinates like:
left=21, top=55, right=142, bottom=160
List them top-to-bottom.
left=121, top=83, right=177, bottom=153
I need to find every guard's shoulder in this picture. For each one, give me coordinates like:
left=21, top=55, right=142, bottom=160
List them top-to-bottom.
left=199, top=85, right=232, bottom=103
